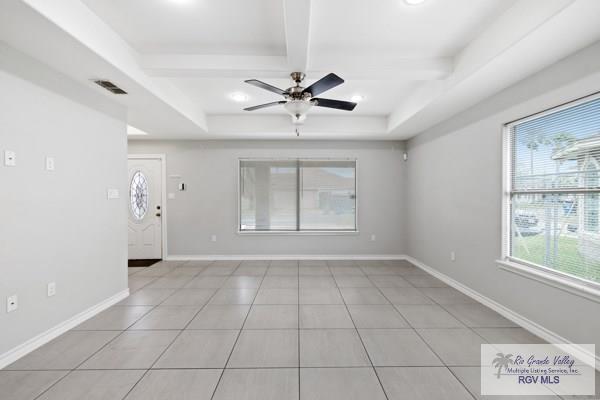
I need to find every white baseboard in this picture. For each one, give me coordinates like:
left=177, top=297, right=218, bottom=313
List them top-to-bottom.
left=165, top=254, right=405, bottom=261
left=403, top=255, right=600, bottom=371
left=0, top=289, right=129, bottom=369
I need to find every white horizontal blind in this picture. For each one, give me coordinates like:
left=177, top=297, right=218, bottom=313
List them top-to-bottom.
left=508, top=95, right=600, bottom=284
left=239, top=159, right=357, bottom=231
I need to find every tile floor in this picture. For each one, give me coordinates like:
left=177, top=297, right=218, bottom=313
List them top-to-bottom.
left=2, top=259, right=594, bottom=400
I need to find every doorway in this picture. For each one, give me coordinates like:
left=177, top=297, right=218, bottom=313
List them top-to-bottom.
left=127, top=155, right=166, bottom=261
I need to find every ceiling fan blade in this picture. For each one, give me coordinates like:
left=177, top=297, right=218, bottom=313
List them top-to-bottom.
left=302, top=73, right=344, bottom=97
left=244, top=79, right=288, bottom=96
left=311, top=98, right=357, bottom=111
left=244, top=101, right=287, bottom=111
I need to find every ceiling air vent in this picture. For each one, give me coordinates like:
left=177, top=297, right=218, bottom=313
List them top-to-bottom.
left=94, top=80, right=127, bottom=95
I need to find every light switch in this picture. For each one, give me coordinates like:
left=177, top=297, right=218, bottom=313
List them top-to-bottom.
left=4, top=150, right=16, bottom=166
left=45, top=157, right=55, bottom=171
left=106, top=188, right=120, bottom=199
left=168, top=193, right=175, bottom=200
left=47, top=282, right=56, bottom=297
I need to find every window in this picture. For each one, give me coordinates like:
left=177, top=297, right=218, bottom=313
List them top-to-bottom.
left=505, top=95, right=600, bottom=285
left=239, top=159, right=357, bottom=232
left=239, top=160, right=298, bottom=230
left=299, top=160, right=356, bottom=230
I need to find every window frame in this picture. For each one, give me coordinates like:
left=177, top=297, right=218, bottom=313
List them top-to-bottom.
left=500, top=93, right=600, bottom=300
left=237, top=157, right=359, bottom=235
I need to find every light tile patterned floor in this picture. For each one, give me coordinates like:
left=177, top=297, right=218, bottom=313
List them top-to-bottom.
left=2, top=259, right=583, bottom=400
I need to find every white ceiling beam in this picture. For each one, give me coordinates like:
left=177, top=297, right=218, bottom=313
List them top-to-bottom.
left=283, top=0, right=312, bottom=73
left=387, top=0, right=579, bottom=136
left=450, top=0, right=575, bottom=84
left=140, top=53, right=450, bottom=81
left=141, top=54, right=290, bottom=78
left=310, top=55, right=452, bottom=81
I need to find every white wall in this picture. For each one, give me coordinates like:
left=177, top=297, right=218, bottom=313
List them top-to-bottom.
left=406, top=42, right=600, bottom=354
left=0, top=46, right=128, bottom=358
left=128, top=140, right=406, bottom=257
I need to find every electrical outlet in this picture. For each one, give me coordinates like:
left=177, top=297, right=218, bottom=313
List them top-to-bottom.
left=4, top=150, right=16, bottom=166
left=45, top=157, right=55, bottom=171
left=370, top=234, right=376, bottom=242
left=211, top=235, right=217, bottom=242
left=450, top=251, right=456, bottom=262
left=47, top=282, right=56, bottom=297
left=7, top=295, right=18, bottom=313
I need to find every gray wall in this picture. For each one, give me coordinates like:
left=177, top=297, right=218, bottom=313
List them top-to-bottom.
left=405, top=42, right=600, bottom=352
left=0, top=46, right=128, bottom=356
left=128, top=140, right=406, bottom=256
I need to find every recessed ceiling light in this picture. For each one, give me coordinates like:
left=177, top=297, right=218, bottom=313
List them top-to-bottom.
left=404, top=0, right=425, bottom=5
left=229, top=92, right=249, bottom=102
left=351, top=95, right=364, bottom=103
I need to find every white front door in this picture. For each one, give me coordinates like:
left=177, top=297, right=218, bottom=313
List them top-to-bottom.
left=128, top=157, right=163, bottom=259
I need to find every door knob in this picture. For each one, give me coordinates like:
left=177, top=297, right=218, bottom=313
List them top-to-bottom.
left=156, top=213, right=161, bottom=217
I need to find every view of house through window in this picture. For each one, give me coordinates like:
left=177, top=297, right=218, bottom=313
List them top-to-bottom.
left=507, top=95, right=600, bottom=284
left=240, top=159, right=357, bottom=231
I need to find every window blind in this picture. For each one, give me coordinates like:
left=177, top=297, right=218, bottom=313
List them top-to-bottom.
left=507, top=95, right=600, bottom=284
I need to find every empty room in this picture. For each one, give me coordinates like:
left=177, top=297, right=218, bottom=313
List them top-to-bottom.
left=1, top=0, right=600, bottom=399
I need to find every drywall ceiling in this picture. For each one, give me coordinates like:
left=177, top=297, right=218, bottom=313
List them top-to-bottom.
left=2, top=0, right=600, bottom=139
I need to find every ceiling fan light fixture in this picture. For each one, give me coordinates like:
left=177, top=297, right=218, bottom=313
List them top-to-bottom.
left=404, top=0, right=425, bottom=5
left=284, top=100, right=313, bottom=119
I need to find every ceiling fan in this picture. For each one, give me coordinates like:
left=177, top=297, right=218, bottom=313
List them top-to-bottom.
left=243, top=72, right=357, bottom=125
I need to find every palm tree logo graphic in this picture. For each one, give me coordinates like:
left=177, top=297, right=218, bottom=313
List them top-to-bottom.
left=492, top=353, right=514, bottom=378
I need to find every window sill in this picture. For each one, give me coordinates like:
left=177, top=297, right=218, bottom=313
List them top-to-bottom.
left=237, top=230, right=359, bottom=236
left=496, top=259, right=600, bottom=304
